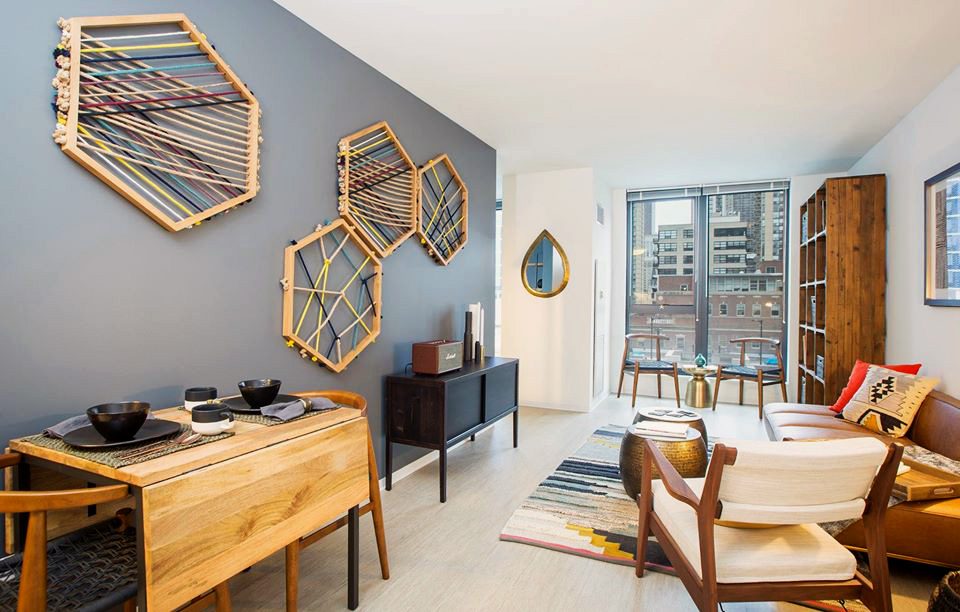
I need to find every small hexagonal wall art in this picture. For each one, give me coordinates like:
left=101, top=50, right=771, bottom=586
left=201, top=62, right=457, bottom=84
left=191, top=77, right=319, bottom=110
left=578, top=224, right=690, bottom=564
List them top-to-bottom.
left=51, top=14, right=261, bottom=232
left=337, top=121, right=417, bottom=258
left=417, top=154, right=468, bottom=265
left=281, top=219, right=382, bottom=373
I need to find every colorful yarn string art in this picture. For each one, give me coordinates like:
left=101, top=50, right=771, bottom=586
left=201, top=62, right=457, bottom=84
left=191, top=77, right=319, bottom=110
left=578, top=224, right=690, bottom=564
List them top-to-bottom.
left=51, top=14, right=261, bottom=232
left=337, top=121, right=417, bottom=258
left=417, top=154, right=468, bottom=265
left=281, top=220, right=383, bottom=373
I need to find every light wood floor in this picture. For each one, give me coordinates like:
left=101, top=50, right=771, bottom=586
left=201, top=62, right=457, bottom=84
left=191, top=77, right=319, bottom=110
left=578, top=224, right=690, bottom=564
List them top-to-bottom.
left=227, top=395, right=944, bottom=611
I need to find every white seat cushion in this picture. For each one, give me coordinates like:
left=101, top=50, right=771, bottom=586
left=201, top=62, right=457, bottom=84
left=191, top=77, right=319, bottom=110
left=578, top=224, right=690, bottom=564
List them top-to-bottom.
left=653, top=478, right=857, bottom=584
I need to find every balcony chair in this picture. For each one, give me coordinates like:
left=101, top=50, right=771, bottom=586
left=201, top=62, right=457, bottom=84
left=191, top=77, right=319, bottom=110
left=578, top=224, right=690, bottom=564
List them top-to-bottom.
left=617, top=333, right=681, bottom=408
left=712, top=337, right=787, bottom=418
left=284, top=390, right=389, bottom=612
left=636, top=437, right=902, bottom=612
left=0, top=452, right=232, bottom=612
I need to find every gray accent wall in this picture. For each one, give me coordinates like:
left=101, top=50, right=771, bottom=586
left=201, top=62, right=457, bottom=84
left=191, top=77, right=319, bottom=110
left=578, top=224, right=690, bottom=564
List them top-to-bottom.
left=0, top=0, right=496, bottom=475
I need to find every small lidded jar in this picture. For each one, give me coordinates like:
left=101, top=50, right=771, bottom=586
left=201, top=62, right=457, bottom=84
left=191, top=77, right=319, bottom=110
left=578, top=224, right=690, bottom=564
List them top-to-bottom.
left=184, top=387, right=218, bottom=412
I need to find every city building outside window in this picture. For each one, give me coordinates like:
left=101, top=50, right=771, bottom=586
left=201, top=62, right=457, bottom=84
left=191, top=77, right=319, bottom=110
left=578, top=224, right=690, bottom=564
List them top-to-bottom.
left=626, top=183, right=788, bottom=366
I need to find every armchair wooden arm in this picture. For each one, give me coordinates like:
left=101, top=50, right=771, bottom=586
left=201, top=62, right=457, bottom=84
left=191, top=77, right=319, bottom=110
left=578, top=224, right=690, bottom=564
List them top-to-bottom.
left=729, top=337, right=780, bottom=346
left=642, top=439, right=700, bottom=511
left=0, top=452, right=21, bottom=469
left=0, top=485, right=129, bottom=514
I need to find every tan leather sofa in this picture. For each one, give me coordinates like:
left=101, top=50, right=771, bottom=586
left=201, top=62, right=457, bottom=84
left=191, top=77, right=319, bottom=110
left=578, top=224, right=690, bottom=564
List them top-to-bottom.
left=763, top=391, right=960, bottom=568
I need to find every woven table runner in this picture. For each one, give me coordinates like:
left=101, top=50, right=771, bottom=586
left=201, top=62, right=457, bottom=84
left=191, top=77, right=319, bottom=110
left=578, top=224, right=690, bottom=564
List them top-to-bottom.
left=231, top=405, right=344, bottom=426
left=20, top=424, right=234, bottom=468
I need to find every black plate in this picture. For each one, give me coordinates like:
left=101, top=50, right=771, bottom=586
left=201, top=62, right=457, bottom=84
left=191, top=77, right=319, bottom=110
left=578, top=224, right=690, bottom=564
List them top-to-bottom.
left=221, top=393, right=302, bottom=414
left=62, top=419, right=181, bottom=449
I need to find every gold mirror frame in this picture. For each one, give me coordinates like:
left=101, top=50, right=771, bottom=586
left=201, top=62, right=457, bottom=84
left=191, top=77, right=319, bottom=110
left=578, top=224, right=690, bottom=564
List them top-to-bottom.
left=521, top=229, right=570, bottom=298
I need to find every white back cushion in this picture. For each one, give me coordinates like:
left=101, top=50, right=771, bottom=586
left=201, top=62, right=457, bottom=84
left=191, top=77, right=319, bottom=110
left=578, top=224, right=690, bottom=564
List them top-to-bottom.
left=716, top=438, right=887, bottom=524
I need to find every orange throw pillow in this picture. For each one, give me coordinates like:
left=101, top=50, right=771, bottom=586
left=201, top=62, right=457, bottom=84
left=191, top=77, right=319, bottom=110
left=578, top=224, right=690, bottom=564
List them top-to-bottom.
left=829, top=360, right=922, bottom=413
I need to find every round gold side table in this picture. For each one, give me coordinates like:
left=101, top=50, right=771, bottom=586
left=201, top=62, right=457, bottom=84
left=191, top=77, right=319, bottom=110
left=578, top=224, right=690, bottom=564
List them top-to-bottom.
left=681, top=365, right=717, bottom=408
left=619, top=425, right=707, bottom=501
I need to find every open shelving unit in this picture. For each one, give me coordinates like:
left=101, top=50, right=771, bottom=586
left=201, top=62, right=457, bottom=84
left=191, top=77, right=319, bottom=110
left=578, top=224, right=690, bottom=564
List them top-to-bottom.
left=797, top=175, right=886, bottom=405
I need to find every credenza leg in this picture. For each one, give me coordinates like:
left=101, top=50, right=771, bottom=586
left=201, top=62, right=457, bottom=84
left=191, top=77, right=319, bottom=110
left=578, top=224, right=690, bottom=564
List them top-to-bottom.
left=513, top=410, right=519, bottom=448
left=470, top=434, right=476, bottom=442
left=385, top=439, right=392, bottom=491
left=439, top=446, right=447, bottom=503
left=348, top=505, right=359, bottom=610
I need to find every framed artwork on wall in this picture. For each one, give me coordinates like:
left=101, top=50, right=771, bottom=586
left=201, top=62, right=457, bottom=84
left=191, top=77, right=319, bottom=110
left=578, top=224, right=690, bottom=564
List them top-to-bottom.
left=924, top=162, right=960, bottom=306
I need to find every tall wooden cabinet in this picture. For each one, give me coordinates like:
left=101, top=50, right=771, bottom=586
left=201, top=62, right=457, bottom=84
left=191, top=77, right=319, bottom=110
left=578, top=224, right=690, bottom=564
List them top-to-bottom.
left=797, top=174, right=886, bottom=405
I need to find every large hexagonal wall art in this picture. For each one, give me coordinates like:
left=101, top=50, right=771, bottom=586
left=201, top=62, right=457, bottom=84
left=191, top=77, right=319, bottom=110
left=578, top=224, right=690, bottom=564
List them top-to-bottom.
left=51, top=14, right=261, bottom=232
left=337, top=121, right=418, bottom=258
left=417, top=154, right=468, bottom=265
left=281, top=220, right=382, bottom=373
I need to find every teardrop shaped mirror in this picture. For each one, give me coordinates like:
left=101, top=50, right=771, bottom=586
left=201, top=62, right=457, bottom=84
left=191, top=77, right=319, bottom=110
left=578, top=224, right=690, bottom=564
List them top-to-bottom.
left=521, top=229, right=569, bottom=298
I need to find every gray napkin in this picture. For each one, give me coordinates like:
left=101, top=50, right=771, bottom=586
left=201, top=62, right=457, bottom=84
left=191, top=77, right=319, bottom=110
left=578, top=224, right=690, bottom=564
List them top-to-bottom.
left=261, top=397, right=340, bottom=421
left=261, top=398, right=313, bottom=421
left=44, top=413, right=155, bottom=438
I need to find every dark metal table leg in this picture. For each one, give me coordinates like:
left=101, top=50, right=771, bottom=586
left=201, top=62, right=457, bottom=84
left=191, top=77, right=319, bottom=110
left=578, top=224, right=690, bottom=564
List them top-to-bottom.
left=513, top=409, right=519, bottom=448
left=385, top=439, right=392, bottom=491
left=439, top=445, right=447, bottom=503
left=13, top=461, right=30, bottom=551
left=348, top=505, right=359, bottom=610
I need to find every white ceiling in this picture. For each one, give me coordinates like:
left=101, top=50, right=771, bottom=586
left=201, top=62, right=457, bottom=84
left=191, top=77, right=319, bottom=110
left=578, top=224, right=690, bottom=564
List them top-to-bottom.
left=276, top=0, right=960, bottom=188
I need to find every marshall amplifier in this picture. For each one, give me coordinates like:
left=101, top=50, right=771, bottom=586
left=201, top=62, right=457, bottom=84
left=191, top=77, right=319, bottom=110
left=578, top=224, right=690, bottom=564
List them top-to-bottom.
left=412, top=340, right=463, bottom=375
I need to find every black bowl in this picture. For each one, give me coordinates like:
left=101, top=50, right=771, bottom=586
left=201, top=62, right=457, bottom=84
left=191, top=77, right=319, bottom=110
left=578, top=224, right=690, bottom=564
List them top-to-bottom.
left=238, top=379, right=281, bottom=409
left=86, top=402, right=150, bottom=442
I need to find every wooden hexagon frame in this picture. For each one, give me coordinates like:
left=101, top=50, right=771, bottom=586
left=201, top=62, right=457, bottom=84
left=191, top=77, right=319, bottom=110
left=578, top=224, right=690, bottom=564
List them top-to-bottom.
left=51, top=13, right=261, bottom=232
left=337, top=121, right=417, bottom=258
left=417, top=154, right=468, bottom=265
left=281, top=219, right=382, bottom=373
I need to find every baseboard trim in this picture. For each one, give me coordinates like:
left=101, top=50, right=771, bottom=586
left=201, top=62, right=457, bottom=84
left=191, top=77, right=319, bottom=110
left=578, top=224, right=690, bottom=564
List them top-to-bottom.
left=377, top=439, right=469, bottom=490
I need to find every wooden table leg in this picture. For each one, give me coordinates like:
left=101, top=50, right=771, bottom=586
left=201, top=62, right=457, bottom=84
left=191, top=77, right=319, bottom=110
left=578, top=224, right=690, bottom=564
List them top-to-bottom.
left=513, top=410, right=519, bottom=448
left=439, top=446, right=447, bottom=503
left=134, top=488, right=148, bottom=612
left=348, top=505, right=359, bottom=610
left=285, top=542, right=299, bottom=611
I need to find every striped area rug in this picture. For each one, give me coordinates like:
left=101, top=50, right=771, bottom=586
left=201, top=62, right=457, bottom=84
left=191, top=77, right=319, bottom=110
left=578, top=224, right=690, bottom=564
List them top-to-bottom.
left=499, top=424, right=673, bottom=572
left=500, top=424, right=866, bottom=611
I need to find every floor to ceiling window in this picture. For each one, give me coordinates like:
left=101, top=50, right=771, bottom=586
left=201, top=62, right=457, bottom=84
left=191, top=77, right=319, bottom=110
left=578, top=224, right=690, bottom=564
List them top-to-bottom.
left=626, top=181, right=789, bottom=367
left=494, top=199, right=503, bottom=353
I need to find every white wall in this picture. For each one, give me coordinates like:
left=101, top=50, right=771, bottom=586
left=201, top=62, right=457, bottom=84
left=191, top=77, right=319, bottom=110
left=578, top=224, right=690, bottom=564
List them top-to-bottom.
left=848, top=66, right=960, bottom=395
left=501, top=168, right=596, bottom=411
left=591, top=181, right=613, bottom=408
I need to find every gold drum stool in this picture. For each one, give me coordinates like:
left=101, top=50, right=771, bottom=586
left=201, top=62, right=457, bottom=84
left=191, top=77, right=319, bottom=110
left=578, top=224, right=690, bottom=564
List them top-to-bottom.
left=619, top=425, right=707, bottom=501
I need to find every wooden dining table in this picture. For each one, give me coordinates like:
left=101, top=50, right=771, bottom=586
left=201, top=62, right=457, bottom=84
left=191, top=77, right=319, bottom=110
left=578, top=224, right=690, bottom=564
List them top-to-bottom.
left=7, top=398, right=370, bottom=610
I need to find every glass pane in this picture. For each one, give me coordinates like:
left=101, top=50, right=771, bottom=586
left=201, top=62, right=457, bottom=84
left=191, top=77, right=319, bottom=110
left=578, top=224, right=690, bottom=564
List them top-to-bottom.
left=705, top=190, right=786, bottom=366
left=628, top=198, right=695, bottom=363
left=494, top=206, right=502, bottom=353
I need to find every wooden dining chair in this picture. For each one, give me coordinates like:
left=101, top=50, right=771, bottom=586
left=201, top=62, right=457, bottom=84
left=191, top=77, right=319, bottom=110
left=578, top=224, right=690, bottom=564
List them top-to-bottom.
left=616, top=333, right=681, bottom=408
left=712, top=337, right=787, bottom=418
left=285, top=390, right=388, bottom=611
left=635, top=437, right=902, bottom=612
left=0, top=452, right=233, bottom=612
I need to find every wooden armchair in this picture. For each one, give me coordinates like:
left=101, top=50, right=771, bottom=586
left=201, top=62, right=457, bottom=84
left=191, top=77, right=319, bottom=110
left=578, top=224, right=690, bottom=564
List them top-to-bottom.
left=616, top=333, right=681, bottom=408
left=712, top=337, right=787, bottom=418
left=285, top=390, right=389, bottom=611
left=635, top=437, right=902, bottom=612
left=0, top=452, right=134, bottom=611
left=1, top=453, right=233, bottom=612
